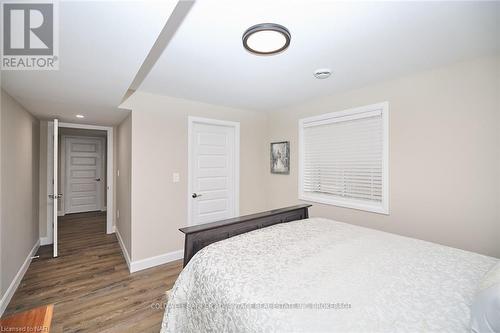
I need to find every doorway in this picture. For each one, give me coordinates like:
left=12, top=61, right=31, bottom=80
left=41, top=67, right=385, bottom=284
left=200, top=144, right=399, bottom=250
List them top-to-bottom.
left=188, top=117, right=240, bottom=226
left=46, top=122, right=114, bottom=257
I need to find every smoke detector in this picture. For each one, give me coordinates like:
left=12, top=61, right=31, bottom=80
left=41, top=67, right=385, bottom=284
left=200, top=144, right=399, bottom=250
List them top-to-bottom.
left=314, top=68, right=332, bottom=79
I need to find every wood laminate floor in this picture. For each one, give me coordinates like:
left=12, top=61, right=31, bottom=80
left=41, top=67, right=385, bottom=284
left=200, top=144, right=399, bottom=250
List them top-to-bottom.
left=4, top=211, right=183, bottom=332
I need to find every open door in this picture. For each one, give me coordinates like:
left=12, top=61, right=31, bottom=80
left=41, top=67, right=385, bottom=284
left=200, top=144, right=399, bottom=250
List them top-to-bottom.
left=48, top=119, right=59, bottom=257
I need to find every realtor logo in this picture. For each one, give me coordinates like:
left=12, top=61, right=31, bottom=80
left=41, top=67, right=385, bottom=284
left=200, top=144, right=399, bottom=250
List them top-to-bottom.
left=1, top=1, right=59, bottom=70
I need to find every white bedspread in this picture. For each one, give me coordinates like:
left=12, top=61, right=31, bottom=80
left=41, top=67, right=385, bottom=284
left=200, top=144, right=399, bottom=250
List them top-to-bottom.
left=161, top=218, right=497, bottom=333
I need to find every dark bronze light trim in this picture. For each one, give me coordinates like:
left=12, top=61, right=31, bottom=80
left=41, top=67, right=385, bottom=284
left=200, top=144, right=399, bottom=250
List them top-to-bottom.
left=242, top=23, right=291, bottom=55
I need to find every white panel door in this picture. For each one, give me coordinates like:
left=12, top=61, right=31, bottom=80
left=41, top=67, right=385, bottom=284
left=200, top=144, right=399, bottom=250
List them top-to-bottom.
left=190, top=120, right=239, bottom=225
left=65, top=137, right=103, bottom=214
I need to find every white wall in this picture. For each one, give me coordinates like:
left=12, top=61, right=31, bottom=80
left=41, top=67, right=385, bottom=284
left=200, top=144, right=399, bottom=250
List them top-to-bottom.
left=116, top=55, right=499, bottom=270
left=266, top=55, right=500, bottom=258
left=0, top=89, right=40, bottom=300
left=121, top=93, right=268, bottom=262
left=116, top=114, right=132, bottom=258
left=38, top=121, right=48, bottom=240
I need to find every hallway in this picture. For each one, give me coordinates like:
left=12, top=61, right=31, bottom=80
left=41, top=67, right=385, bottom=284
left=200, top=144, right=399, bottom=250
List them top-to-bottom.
left=4, top=212, right=182, bottom=332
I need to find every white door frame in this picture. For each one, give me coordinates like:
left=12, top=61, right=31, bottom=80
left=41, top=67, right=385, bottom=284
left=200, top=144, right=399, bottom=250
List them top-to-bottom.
left=187, top=116, right=240, bottom=226
left=53, top=120, right=58, bottom=256
left=46, top=122, right=114, bottom=236
left=62, top=135, right=106, bottom=215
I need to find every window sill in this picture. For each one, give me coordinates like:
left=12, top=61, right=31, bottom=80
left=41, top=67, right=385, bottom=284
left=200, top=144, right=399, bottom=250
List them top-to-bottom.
left=299, top=193, right=389, bottom=215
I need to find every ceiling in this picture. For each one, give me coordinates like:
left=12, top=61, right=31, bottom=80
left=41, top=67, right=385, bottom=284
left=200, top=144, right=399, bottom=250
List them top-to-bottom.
left=1, top=0, right=177, bottom=125
left=139, top=0, right=500, bottom=112
left=2, top=1, right=499, bottom=124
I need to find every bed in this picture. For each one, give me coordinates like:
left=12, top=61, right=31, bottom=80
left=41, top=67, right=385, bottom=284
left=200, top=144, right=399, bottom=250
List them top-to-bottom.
left=161, top=205, right=498, bottom=332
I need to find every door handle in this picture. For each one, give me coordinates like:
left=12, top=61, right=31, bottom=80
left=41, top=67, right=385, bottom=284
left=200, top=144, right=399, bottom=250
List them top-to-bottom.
left=95, top=178, right=101, bottom=181
left=192, top=193, right=202, bottom=198
left=48, top=194, right=63, bottom=199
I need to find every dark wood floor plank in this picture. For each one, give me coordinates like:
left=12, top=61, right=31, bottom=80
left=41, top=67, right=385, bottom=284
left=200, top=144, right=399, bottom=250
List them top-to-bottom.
left=3, top=211, right=182, bottom=332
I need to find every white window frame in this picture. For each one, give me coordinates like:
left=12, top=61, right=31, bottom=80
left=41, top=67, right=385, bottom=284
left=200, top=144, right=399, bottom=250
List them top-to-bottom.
left=298, top=102, right=389, bottom=214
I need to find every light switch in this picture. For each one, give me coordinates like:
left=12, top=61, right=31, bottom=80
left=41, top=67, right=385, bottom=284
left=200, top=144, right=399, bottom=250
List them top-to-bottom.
left=172, top=173, right=180, bottom=183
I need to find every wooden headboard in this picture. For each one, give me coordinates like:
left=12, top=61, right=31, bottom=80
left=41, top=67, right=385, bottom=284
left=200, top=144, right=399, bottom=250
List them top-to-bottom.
left=179, top=204, right=312, bottom=267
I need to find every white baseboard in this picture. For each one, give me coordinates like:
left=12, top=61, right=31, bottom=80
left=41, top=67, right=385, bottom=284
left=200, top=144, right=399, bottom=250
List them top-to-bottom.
left=114, top=227, right=182, bottom=273
left=115, top=227, right=131, bottom=271
left=40, top=236, right=52, bottom=246
left=0, top=239, right=40, bottom=316
left=130, top=249, right=184, bottom=273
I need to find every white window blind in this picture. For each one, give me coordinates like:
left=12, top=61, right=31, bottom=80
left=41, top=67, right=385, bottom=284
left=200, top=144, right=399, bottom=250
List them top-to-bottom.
left=299, top=102, right=389, bottom=214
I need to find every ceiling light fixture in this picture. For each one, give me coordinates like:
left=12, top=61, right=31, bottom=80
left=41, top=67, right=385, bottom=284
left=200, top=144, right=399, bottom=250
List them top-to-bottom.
left=242, top=23, right=291, bottom=55
left=314, top=68, right=332, bottom=79
left=76, top=114, right=85, bottom=118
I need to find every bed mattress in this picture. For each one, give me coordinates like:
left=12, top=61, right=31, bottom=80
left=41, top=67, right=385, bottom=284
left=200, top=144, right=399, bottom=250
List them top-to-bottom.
left=161, top=218, right=497, bottom=332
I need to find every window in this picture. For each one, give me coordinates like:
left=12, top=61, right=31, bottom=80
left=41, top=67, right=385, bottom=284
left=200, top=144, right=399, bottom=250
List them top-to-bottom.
left=298, top=102, right=389, bottom=214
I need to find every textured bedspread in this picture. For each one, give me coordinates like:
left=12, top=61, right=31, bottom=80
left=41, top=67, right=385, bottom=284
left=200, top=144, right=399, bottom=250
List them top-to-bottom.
left=161, top=218, right=497, bottom=332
